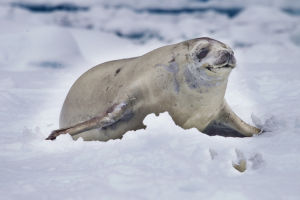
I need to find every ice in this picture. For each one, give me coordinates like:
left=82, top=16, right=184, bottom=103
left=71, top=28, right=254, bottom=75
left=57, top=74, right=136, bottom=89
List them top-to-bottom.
left=1, top=0, right=300, bottom=199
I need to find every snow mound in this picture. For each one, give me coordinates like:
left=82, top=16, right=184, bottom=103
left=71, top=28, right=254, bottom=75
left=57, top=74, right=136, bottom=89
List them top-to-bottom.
left=0, top=26, right=84, bottom=71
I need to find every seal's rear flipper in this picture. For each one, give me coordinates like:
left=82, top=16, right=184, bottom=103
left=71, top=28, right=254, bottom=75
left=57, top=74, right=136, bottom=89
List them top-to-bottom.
left=46, top=98, right=135, bottom=140
left=204, top=101, right=262, bottom=137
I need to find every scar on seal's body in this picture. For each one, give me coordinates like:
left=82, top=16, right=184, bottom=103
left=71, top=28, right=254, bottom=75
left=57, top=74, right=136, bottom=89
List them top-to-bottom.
left=115, top=68, right=121, bottom=76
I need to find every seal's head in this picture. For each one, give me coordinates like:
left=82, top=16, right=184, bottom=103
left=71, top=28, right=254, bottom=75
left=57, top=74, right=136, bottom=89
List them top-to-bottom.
left=184, top=37, right=236, bottom=89
left=189, top=37, right=236, bottom=76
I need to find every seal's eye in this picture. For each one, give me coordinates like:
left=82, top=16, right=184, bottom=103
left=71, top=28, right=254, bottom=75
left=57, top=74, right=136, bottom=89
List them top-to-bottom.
left=196, top=47, right=210, bottom=62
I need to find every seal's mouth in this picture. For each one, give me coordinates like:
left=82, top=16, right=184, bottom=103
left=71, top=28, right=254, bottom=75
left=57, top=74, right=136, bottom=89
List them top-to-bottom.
left=206, top=63, right=235, bottom=72
left=221, top=63, right=235, bottom=69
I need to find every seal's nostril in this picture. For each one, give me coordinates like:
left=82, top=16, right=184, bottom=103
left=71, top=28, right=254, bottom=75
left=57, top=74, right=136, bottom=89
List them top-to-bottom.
left=213, top=51, right=235, bottom=66
left=215, top=51, right=229, bottom=65
left=223, top=51, right=231, bottom=59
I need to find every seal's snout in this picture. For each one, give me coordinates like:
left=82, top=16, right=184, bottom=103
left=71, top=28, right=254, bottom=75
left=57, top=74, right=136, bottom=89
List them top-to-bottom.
left=215, top=50, right=236, bottom=67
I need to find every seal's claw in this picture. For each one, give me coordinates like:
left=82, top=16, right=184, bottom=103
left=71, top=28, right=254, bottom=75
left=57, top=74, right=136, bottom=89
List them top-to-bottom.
left=46, top=129, right=67, bottom=140
left=46, top=130, right=59, bottom=140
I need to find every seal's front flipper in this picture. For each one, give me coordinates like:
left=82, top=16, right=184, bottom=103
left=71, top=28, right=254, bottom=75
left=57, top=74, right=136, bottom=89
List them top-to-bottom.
left=46, top=98, right=135, bottom=140
left=204, top=101, right=261, bottom=137
left=203, top=120, right=247, bottom=137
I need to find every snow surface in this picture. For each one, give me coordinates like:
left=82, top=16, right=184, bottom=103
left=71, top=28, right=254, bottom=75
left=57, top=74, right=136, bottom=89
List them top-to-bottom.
left=1, top=0, right=300, bottom=199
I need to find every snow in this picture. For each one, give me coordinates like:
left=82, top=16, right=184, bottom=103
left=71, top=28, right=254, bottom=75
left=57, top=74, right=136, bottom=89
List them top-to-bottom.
left=1, top=0, right=300, bottom=199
